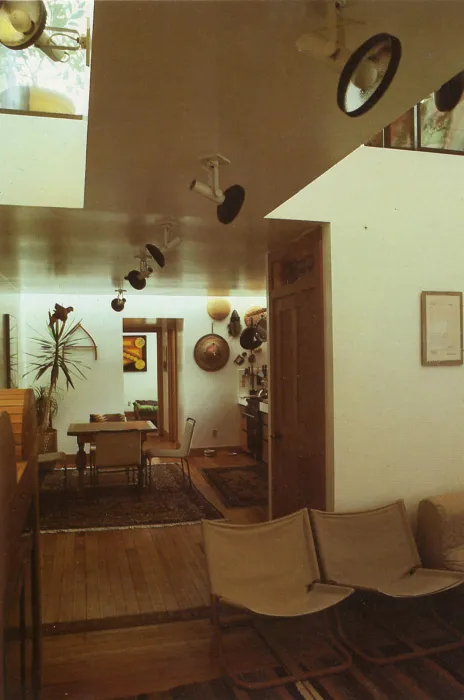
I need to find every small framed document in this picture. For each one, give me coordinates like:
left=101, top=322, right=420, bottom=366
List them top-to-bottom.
left=421, top=291, right=463, bottom=366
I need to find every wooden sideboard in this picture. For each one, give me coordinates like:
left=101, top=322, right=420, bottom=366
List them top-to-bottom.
left=0, top=397, right=41, bottom=700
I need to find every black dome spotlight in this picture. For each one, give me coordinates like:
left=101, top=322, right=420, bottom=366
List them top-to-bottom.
left=296, top=2, right=401, bottom=117
left=434, top=71, right=464, bottom=113
left=190, top=153, right=245, bottom=225
left=145, top=243, right=165, bottom=269
left=124, top=258, right=153, bottom=291
left=111, top=288, right=126, bottom=312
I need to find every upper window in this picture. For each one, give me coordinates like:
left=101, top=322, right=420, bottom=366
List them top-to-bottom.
left=0, top=1, right=93, bottom=117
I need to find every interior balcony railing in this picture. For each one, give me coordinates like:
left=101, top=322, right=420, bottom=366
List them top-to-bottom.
left=366, top=92, right=464, bottom=155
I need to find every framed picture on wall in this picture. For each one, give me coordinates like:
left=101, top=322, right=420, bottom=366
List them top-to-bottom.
left=421, top=291, right=463, bottom=366
left=123, top=335, right=147, bottom=372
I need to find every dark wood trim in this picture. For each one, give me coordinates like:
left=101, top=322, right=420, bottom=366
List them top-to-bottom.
left=0, top=108, right=83, bottom=120
left=3, top=315, right=11, bottom=389
left=167, top=328, right=178, bottom=443
left=156, top=331, right=164, bottom=436
left=190, top=445, right=242, bottom=457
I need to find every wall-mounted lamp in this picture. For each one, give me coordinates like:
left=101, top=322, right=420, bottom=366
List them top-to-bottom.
left=0, top=0, right=91, bottom=65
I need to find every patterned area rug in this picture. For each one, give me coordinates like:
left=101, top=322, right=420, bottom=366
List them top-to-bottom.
left=200, top=463, right=268, bottom=507
left=40, top=464, right=223, bottom=531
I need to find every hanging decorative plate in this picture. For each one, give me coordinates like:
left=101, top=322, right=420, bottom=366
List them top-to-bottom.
left=207, top=298, right=231, bottom=321
left=194, top=334, right=230, bottom=372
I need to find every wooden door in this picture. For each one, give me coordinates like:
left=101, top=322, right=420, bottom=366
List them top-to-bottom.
left=268, top=229, right=326, bottom=518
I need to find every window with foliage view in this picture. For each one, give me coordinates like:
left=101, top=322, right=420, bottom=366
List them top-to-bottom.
left=0, top=1, right=93, bottom=116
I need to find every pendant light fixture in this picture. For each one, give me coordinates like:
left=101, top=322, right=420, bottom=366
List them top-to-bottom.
left=0, top=0, right=91, bottom=65
left=296, top=0, right=401, bottom=117
left=434, top=71, right=464, bottom=113
left=190, top=154, right=245, bottom=224
left=124, top=257, right=153, bottom=291
left=111, top=288, right=127, bottom=312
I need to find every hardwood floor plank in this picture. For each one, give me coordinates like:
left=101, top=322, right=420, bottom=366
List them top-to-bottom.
left=168, top=526, right=210, bottom=606
left=152, top=527, right=200, bottom=609
left=132, top=528, right=167, bottom=613
left=122, top=529, right=153, bottom=614
left=148, top=529, right=182, bottom=611
left=105, top=530, right=128, bottom=616
left=113, top=530, right=140, bottom=616
left=85, top=531, right=101, bottom=620
left=97, top=531, right=116, bottom=619
left=58, top=532, right=76, bottom=623
left=72, top=532, right=87, bottom=621
left=41, top=533, right=58, bottom=623
left=44, top=533, right=67, bottom=624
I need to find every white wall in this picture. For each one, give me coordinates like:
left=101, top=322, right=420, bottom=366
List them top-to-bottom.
left=0, top=114, right=87, bottom=208
left=269, top=146, right=464, bottom=514
left=20, top=293, right=266, bottom=452
left=123, top=333, right=158, bottom=409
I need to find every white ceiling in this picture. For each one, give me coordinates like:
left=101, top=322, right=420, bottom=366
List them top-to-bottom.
left=2, top=0, right=464, bottom=294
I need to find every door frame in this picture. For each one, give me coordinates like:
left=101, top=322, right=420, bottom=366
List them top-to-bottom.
left=266, top=223, right=334, bottom=517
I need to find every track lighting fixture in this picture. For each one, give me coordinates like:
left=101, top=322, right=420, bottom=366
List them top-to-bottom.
left=0, top=0, right=91, bottom=65
left=296, top=1, right=401, bottom=117
left=434, top=71, right=464, bottom=112
left=190, top=154, right=245, bottom=225
left=145, top=222, right=182, bottom=268
left=124, top=257, right=153, bottom=291
left=111, top=288, right=126, bottom=312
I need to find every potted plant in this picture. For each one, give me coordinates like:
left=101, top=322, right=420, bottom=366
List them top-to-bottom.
left=25, top=306, right=88, bottom=453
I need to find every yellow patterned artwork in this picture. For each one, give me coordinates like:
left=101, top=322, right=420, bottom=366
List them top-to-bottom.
left=123, top=335, right=147, bottom=372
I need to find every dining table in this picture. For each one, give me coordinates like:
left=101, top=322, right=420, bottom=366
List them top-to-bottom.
left=67, top=421, right=157, bottom=489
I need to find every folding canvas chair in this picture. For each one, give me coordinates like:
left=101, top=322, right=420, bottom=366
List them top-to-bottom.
left=94, top=430, right=145, bottom=490
left=311, top=500, right=464, bottom=665
left=202, top=509, right=353, bottom=690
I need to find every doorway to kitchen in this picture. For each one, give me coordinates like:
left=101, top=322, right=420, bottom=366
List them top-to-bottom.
left=122, top=317, right=181, bottom=443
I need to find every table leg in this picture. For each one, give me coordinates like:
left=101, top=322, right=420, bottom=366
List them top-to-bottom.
left=76, top=438, right=87, bottom=490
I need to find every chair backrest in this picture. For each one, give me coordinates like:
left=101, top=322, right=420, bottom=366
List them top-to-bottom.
left=90, top=413, right=127, bottom=423
left=179, top=417, right=196, bottom=455
left=95, top=430, right=141, bottom=468
left=311, top=500, right=421, bottom=588
left=202, top=509, right=321, bottom=609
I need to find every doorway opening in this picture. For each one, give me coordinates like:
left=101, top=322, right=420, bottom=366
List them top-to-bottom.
left=122, top=317, right=182, bottom=444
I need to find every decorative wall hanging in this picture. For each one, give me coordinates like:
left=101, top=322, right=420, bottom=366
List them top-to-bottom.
left=420, top=291, right=463, bottom=366
left=207, top=298, right=231, bottom=321
left=244, top=306, right=267, bottom=327
left=227, top=310, right=242, bottom=337
left=194, top=334, right=230, bottom=372
left=123, top=335, right=147, bottom=372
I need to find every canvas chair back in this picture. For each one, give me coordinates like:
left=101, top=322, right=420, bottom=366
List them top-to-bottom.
left=179, top=417, right=196, bottom=456
left=95, top=430, right=141, bottom=468
left=311, top=500, right=421, bottom=589
left=202, top=509, right=321, bottom=614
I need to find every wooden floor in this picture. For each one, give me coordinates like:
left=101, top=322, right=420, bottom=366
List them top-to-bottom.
left=41, top=450, right=268, bottom=628
left=42, top=618, right=272, bottom=700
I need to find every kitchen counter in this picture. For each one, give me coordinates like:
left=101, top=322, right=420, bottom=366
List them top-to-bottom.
left=238, top=396, right=269, bottom=414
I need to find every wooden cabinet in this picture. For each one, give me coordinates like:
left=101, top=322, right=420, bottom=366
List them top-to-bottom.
left=239, top=404, right=269, bottom=463
left=239, top=406, right=248, bottom=452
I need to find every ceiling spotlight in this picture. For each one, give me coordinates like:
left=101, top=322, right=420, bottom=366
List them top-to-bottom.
left=0, top=0, right=91, bottom=65
left=296, top=2, right=401, bottom=117
left=434, top=71, right=464, bottom=112
left=190, top=153, right=245, bottom=225
left=145, top=222, right=182, bottom=268
left=124, top=258, right=153, bottom=291
left=111, top=288, right=126, bottom=313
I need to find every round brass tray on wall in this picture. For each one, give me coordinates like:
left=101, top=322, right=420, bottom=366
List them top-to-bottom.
left=194, top=334, right=230, bottom=372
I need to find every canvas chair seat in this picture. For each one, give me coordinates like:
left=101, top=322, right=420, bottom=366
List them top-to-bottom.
left=311, top=500, right=464, bottom=665
left=311, top=500, right=463, bottom=597
left=202, top=509, right=353, bottom=690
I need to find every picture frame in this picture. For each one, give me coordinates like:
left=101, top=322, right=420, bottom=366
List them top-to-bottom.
left=420, top=291, right=463, bottom=366
left=123, top=334, right=147, bottom=372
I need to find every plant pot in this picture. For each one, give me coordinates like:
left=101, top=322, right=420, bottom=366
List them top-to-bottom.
left=37, top=428, right=57, bottom=455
